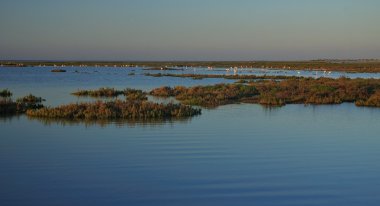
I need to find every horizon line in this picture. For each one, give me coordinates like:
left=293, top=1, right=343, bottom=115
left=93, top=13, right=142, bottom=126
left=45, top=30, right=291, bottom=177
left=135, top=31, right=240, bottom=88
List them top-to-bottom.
left=2, top=59, right=380, bottom=62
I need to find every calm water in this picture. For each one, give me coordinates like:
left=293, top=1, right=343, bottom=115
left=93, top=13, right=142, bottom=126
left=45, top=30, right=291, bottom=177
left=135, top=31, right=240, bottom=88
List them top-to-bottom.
left=1, top=67, right=380, bottom=206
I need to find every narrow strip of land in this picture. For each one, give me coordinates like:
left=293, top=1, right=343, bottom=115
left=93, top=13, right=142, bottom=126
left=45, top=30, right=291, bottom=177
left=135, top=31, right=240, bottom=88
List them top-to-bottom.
left=2, top=60, right=380, bottom=73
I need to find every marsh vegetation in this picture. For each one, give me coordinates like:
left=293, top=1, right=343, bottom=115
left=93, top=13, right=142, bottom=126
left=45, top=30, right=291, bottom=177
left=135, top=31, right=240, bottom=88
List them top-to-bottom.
left=2, top=76, right=380, bottom=121
left=150, top=77, right=380, bottom=107
left=1, top=88, right=200, bottom=120
left=1, top=88, right=200, bottom=119
left=71, top=88, right=149, bottom=99
left=72, top=88, right=125, bottom=97
left=0, top=92, right=45, bottom=115
left=26, top=101, right=201, bottom=120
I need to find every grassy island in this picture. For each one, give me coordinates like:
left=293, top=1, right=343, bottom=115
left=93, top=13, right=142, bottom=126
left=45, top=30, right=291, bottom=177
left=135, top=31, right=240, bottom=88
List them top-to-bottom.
left=150, top=77, right=380, bottom=107
left=71, top=88, right=148, bottom=99
left=72, top=88, right=125, bottom=97
left=1, top=89, right=201, bottom=120
left=26, top=100, right=201, bottom=120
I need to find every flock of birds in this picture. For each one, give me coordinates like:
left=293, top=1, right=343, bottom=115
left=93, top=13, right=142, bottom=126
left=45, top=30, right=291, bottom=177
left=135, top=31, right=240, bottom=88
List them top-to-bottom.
left=42, top=64, right=338, bottom=78
left=154, top=65, right=337, bottom=78
left=201, top=66, right=335, bottom=77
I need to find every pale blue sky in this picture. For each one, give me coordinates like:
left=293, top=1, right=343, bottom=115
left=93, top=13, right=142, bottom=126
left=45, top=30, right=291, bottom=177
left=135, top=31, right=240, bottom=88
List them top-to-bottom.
left=0, top=0, right=379, bottom=60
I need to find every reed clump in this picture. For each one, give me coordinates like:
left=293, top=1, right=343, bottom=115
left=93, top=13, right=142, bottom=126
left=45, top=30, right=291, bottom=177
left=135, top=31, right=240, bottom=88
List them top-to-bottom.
left=151, top=84, right=259, bottom=108
left=149, top=86, right=177, bottom=97
left=72, top=87, right=125, bottom=97
left=72, top=88, right=149, bottom=100
left=123, top=88, right=148, bottom=101
left=355, top=90, right=380, bottom=107
left=0, top=92, right=45, bottom=115
left=16, top=94, right=45, bottom=110
left=26, top=100, right=201, bottom=120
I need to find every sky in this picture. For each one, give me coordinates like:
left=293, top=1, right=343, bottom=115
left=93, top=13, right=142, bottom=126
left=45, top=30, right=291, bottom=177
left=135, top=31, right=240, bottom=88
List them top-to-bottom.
left=0, top=0, right=379, bottom=61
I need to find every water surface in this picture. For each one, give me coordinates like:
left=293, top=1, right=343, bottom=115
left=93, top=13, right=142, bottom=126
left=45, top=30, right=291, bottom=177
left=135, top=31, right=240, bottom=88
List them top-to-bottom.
left=1, top=67, right=380, bottom=206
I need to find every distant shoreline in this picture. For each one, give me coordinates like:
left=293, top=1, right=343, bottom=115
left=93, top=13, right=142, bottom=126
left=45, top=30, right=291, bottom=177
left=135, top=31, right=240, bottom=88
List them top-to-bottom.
left=1, top=60, right=380, bottom=73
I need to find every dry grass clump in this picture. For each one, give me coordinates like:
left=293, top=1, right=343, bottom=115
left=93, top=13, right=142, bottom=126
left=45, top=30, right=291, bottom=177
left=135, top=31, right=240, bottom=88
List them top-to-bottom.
left=151, top=84, right=259, bottom=107
left=72, top=87, right=125, bottom=97
left=72, top=88, right=148, bottom=100
left=123, top=88, right=148, bottom=101
left=355, top=90, right=380, bottom=107
left=0, top=92, right=45, bottom=115
left=26, top=100, right=201, bottom=120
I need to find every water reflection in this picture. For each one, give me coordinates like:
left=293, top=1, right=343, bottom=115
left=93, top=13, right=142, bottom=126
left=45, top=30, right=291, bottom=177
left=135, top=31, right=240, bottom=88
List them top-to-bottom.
left=2, top=103, right=380, bottom=206
left=261, top=104, right=282, bottom=115
left=0, top=114, right=23, bottom=123
left=26, top=115, right=195, bottom=128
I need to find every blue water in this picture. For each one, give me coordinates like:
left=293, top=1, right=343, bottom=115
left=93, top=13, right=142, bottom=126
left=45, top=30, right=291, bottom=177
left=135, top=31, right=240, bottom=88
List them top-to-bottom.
left=1, top=66, right=379, bottom=106
left=1, top=67, right=380, bottom=206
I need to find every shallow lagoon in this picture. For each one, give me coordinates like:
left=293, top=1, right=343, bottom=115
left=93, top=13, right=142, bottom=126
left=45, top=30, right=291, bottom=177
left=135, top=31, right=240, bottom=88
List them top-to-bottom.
left=2, top=66, right=380, bottom=106
left=1, top=67, right=380, bottom=206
